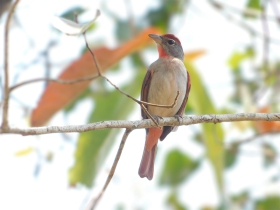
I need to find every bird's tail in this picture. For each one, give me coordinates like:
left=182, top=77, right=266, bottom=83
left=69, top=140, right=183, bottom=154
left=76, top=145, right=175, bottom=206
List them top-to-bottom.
left=138, top=128, right=162, bottom=180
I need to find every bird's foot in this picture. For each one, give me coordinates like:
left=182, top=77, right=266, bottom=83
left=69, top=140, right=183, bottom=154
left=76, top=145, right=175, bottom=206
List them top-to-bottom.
left=152, top=115, right=163, bottom=126
left=174, top=115, right=183, bottom=124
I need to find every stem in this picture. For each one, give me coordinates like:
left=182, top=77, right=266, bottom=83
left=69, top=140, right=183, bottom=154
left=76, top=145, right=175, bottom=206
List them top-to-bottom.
left=1, top=0, right=21, bottom=131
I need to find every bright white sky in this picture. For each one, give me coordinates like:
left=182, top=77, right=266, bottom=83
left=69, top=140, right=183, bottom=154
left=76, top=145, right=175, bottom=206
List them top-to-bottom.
left=1, top=0, right=280, bottom=210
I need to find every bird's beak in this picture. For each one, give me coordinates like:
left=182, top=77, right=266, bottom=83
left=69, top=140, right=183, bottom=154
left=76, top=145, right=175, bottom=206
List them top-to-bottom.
left=148, top=34, right=162, bottom=44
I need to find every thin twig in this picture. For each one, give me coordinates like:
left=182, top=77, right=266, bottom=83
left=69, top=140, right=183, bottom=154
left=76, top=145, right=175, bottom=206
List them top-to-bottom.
left=1, top=0, right=21, bottom=131
left=124, top=0, right=137, bottom=35
left=208, top=0, right=280, bottom=45
left=209, top=0, right=277, bottom=21
left=261, top=0, right=270, bottom=72
left=270, top=0, right=280, bottom=26
left=83, top=33, right=102, bottom=76
left=9, top=75, right=100, bottom=91
left=103, top=75, right=180, bottom=109
left=140, top=103, right=158, bottom=126
left=2, top=113, right=280, bottom=135
left=86, top=129, right=132, bottom=210
left=231, top=130, right=280, bottom=145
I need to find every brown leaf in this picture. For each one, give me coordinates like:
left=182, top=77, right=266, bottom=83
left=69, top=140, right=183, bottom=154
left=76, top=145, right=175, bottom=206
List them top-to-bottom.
left=31, top=27, right=160, bottom=126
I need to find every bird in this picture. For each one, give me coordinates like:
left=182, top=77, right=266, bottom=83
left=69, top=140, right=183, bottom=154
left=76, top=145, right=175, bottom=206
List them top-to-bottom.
left=138, top=34, right=191, bottom=180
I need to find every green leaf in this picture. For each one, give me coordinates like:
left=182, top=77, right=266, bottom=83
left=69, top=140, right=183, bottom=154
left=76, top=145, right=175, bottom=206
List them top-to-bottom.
left=146, top=0, right=188, bottom=31
left=164, top=0, right=188, bottom=14
left=246, top=0, right=262, bottom=10
left=61, top=7, right=86, bottom=20
left=147, top=9, right=169, bottom=32
left=116, top=20, right=132, bottom=42
left=227, top=47, right=254, bottom=70
left=185, top=61, right=224, bottom=191
left=69, top=69, right=145, bottom=187
left=64, top=88, right=91, bottom=113
left=225, top=143, right=239, bottom=168
left=262, top=143, right=277, bottom=167
left=159, top=149, right=199, bottom=186
left=166, top=191, right=188, bottom=210
left=231, top=191, right=249, bottom=208
left=256, top=196, right=280, bottom=210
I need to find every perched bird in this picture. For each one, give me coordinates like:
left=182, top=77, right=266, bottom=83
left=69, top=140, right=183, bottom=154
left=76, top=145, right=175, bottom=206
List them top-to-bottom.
left=139, top=34, right=191, bottom=180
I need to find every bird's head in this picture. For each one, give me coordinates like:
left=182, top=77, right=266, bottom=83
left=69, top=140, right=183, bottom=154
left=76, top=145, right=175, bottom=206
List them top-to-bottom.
left=148, top=34, right=184, bottom=61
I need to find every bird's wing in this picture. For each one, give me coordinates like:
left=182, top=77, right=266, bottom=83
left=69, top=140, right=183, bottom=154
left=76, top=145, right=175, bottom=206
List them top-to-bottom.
left=141, top=68, right=153, bottom=119
left=160, top=71, right=191, bottom=140
left=175, top=71, right=191, bottom=116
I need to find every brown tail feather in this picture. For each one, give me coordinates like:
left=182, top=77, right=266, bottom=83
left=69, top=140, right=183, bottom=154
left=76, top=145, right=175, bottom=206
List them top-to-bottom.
left=138, top=143, right=157, bottom=180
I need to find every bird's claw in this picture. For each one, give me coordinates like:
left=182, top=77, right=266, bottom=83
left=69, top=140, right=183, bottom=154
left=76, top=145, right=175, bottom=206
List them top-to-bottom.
left=152, top=115, right=163, bottom=126
left=174, top=115, right=183, bottom=123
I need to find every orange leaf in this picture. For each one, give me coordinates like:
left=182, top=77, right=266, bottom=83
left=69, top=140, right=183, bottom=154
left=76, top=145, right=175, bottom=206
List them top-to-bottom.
left=31, top=27, right=160, bottom=126
left=184, top=50, right=206, bottom=61
left=254, top=107, right=280, bottom=133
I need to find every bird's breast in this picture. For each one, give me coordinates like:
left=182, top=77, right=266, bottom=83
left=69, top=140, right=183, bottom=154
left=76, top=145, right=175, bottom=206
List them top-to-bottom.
left=147, top=58, right=188, bottom=117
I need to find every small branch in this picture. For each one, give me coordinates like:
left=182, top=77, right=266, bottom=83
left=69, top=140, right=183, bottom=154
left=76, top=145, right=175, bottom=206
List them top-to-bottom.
left=1, top=0, right=21, bottom=131
left=208, top=0, right=280, bottom=45
left=209, top=0, right=277, bottom=21
left=261, top=0, right=270, bottom=72
left=270, top=0, right=280, bottom=26
left=83, top=33, right=102, bottom=76
left=9, top=75, right=100, bottom=92
left=104, top=75, right=180, bottom=109
left=140, top=103, right=159, bottom=126
left=2, top=113, right=280, bottom=135
left=86, top=129, right=132, bottom=210
left=229, top=130, right=280, bottom=146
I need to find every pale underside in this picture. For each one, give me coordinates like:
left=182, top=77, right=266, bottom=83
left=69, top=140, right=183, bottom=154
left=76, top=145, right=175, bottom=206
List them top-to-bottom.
left=147, top=57, right=188, bottom=117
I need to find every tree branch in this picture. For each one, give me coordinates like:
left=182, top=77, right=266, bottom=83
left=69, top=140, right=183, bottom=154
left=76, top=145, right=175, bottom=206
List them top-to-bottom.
left=1, top=0, right=21, bottom=131
left=2, top=113, right=280, bottom=135
left=86, top=129, right=132, bottom=210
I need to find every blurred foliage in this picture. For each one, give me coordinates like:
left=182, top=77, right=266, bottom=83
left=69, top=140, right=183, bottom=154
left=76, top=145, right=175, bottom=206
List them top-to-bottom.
left=146, top=0, right=189, bottom=31
left=246, top=0, right=262, bottom=11
left=61, top=7, right=86, bottom=20
left=227, top=47, right=254, bottom=71
left=185, top=61, right=224, bottom=191
left=69, top=68, right=146, bottom=186
left=225, top=143, right=239, bottom=168
left=262, top=143, right=277, bottom=167
left=14, top=147, right=34, bottom=157
left=159, top=149, right=199, bottom=186
left=166, top=191, right=188, bottom=210
left=231, top=191, right=249, bottom=209
left=256, top=196, right=280, bottom=210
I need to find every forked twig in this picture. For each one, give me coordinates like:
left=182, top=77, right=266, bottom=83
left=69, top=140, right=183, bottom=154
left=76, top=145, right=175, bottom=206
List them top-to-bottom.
left=1, top=0, right=21, bottom=131
left=83, top=33, right=102, bottom=76
left=86, top=129, right=132, bottom=210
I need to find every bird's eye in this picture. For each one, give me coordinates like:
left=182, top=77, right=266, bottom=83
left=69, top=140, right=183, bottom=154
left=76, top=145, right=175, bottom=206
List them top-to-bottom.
left=167, top=39, right=175, bottom=45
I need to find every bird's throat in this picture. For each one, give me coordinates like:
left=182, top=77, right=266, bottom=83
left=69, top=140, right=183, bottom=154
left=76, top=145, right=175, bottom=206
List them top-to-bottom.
left=157, top=45, right=169, bottom=58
